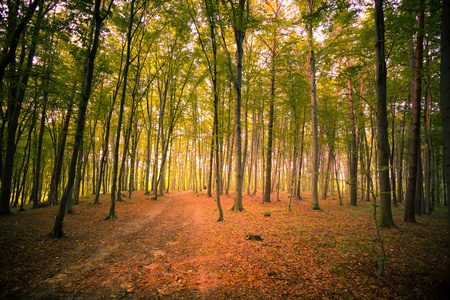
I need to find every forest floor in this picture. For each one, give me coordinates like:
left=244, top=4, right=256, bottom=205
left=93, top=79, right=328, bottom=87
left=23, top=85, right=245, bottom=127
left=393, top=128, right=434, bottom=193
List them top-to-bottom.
left=0, top=190, right=448, bottom=299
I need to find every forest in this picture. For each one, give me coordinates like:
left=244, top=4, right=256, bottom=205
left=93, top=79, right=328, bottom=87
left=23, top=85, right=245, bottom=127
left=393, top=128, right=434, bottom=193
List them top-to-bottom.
left=1, top=0, right=450, bottom=298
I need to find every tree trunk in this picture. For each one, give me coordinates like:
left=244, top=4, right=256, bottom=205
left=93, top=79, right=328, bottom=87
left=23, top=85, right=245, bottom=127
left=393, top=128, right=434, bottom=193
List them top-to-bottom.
left=51, top=0, right=109, bottom=237
left=109, top=0, right=135, bottom=219
left=227, top=0, right=248, bottom=211
left=307, top=0, right=319, bottom=210
left=375, top=0, right=395, bottom=227
left=404, top=0, right=424, bottom=223
left=264, top=38, right=276, bottom=203
left=347, top=61, right=358, bottom=206
left=30, top=79, right=48, bottom=208
left=423, top=87, right=432, bottom=214
left=145, top=89, right=153, bottom=195
left=48, top=99, right=75, bottom=206
left=390, top=104, right=397, bottom=207
left=94, top=107, right=113, bottom=204
left=296, top=107, right=306, bottom=199
left=129, top=125, right=138, bottom=198
left=207, top=125, right=214, bottom=197
left=70, top=137, right=85, bottom=213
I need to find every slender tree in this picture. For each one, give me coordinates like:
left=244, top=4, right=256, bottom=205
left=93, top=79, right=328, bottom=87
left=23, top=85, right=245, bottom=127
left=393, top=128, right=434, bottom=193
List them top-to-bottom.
left=51, top=0, right=112, bottom=237
left=109, top=0, right=137, bottom=219
left=220, top=0, right=249, bottom=211
left=262, top=0, right=283, bottom=203
left=306, top=0, right=320, bottom=210
left=374, top=0, right=395, bottom=228
left=404, top=0, right=424, bottom=223
left=347, top=61, right=358, bottom=206
left=48, top=98, right=75, bottom=206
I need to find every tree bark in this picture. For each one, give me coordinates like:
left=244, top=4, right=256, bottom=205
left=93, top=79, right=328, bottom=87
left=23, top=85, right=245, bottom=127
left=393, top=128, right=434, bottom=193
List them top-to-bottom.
left=222, top=0, right=248, bottom=211
left=307, top=0, right=319, bottom=210
left=375, top=0, right=395, bottom=228
left=404, top=0, right=424, bottom=223
left=264, top=33, right=276, bottom=203
left=347, top=61, right=358, bottom=206
left=296, top=106, right=306, bottom=199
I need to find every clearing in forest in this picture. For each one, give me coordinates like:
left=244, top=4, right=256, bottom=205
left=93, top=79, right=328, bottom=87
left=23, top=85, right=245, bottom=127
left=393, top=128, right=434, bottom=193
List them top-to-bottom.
left=0, top=191, right=448, bottom=299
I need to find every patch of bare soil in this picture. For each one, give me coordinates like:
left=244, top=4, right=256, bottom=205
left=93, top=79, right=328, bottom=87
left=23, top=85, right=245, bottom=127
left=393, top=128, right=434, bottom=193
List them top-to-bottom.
left=0, top=190, right=448, bottom=299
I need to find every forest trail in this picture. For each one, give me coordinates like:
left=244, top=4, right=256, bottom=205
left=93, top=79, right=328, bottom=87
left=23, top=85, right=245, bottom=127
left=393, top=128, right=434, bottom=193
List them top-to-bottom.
left=1, top=190, right=447, bottom=299
left=24, top=191, right=225, bottom=299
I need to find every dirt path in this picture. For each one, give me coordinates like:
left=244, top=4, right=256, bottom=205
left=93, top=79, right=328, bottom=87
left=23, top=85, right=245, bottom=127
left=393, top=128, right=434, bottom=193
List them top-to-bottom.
left=23, top=192, right=229, bottom=299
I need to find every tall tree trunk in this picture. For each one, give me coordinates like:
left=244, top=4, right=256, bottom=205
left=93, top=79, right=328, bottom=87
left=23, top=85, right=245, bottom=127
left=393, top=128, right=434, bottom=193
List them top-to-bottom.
left=51, top=0, right=110, bottom=237
left=109, top=0, right=135, bottom=219
left=204, top=0, right=224, bottom=220
left=223, top=0, right=248, bottom=211
left=307, top=0, right=319, bottom=210
left=375, top=0, right=395, bottom=227
left=404, top=0, right=424, bottom=223
left=264, top=39, right=276, bottom=203
left=347, top=61, right=358, bottom=206
left=30, top=78, right=48, bottom=208
left=423, top=83, right=432, bottom=214
left=242, top=87, right=249, bottom=193
left=144, top=89, right=153, bottom=195
left=48, top=98, right=74, bottom=206
left=390, top=104, right=397, bottom=207
left=94, top=106, right=113, bottom=204
left=296, top=106, right=306, bottom=199
left=253, top=109, right=261, bottom=196
left=247, top=111, right=256, bottom=195
left=128, top=125, right=138, bottom=198
left=207, top=125, right=214, bottom=197
left=91, top=126, right=96, bottom=195
left=226, top=129, right=235, bottom=196
left=70, top=137, right=85, bottom=213
left=322, top=147, right=333, bottom=200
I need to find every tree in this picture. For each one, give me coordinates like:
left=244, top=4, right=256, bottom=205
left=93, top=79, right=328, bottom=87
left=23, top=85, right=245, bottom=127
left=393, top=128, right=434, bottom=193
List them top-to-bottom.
left=0, top=0, right=43, bottom=215
left=51, top=0, right=112, bottom=238
left=109, top=0, right=139, bottom=220
left=188, top=0, right=224, bottom=220
left=220, top=0, right=249, bottom=211
left=262, top=0, right=284, bottom=204
left=306, top=0, right=320, bottom=210
left=374, top=0, right=395, bottom=228
left=404, top=0, right=425, bottom=223
left=347, top=60, right=358, bottom=206
left=48, top=97, right=75, bottom=206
